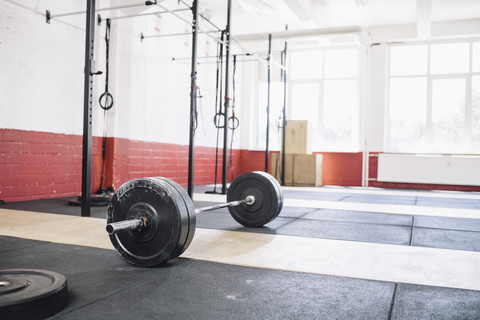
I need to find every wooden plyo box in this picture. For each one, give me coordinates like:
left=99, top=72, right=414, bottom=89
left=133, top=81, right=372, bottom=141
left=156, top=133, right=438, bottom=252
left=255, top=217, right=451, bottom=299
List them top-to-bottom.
left=284, top=120, right=311, bottom=155
left=271, top=153, right=322, bottom=186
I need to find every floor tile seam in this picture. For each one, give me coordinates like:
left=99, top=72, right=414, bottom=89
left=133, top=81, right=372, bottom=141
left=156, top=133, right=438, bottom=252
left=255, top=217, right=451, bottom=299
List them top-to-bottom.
left=299, top=216, right=414, bottom=228
left=409, top=217, right=415, bottom=246
left=412, top=225, right=480, bottom=234
left=242, top=230, right=479, bottom=253
left=296, top=233, right=412, bottom=247
left=0, top=241, right=51, bottom=254
left=56, top=283, right=145, bottom=317
left=387, top=283, right=399, bottom=320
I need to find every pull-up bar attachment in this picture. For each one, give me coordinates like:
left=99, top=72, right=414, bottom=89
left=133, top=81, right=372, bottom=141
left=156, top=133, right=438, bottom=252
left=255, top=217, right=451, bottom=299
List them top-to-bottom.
left=46, top=1, right=157, bottom=24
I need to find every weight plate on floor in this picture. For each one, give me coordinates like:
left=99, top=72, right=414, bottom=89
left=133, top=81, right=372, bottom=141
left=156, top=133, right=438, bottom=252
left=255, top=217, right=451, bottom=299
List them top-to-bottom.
left=227, top=171, right=284, bottom=227
left=107, top=177, right=192, bottom=267
left=151, top=177, right=196, bottom=261
left=0, top=269, right=68, bottom=320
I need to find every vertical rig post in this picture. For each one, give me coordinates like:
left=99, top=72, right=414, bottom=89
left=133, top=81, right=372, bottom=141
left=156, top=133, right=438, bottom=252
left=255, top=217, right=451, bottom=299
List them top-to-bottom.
left=81, top=0, right=96, bottom=217
left=187, top=0, right=199, bottom=197
left=221, top=0, right=232, bottom=194
left=264, top=33, right=272, bottom=173
left=281, top=41, right=288, bottom=186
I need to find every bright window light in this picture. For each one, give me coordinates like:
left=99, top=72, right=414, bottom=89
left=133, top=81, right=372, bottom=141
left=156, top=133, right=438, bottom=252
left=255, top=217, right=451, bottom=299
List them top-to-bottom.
left=387, top=39, right=479, bottom=154
left=473, top=42, right=480, bottom=73
left=430, top=43, right=469, bottom=74
left=390, top=45, right=428, bottom=76
left=324, top=49, right=358, bottom=78
left=290, top=50, right=323, bottom=80
left=472, top=76, right=480, bottom=150
left=388, top=77, right=427, bottom=152
left=432, top=78, right=466, bottom=151
left=323, top=79, right=358, bottom=149
left=291, top=83, right=320, bottom=121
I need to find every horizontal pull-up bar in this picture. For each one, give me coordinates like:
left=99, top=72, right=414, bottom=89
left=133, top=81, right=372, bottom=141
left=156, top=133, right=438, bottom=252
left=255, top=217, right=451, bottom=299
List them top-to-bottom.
left=46, top=1, right=157, bottom=23
left=143, top=2, right=227, bottom=46
left=99, top=8, right=190, bottom=23
left=141, top=29, right=219, bottom=40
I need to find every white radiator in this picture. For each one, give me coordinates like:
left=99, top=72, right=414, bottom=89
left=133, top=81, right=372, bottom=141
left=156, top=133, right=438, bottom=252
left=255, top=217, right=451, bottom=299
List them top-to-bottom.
left=377, top=154, right=480, bottom=186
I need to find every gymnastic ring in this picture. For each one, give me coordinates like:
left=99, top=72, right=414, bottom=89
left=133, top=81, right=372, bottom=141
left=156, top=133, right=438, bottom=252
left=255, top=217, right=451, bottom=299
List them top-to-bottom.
left=99, top=92, right=114, bottom=110
left=213, top=112, right=225, bottom=129
left=228, top=116, right=239, bottom=130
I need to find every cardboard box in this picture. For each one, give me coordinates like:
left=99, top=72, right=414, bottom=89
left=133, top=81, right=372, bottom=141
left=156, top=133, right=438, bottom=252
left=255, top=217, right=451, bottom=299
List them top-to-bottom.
left=284, top=120, right=311, bottom=155
left=271, top=153, right=322, bottom=186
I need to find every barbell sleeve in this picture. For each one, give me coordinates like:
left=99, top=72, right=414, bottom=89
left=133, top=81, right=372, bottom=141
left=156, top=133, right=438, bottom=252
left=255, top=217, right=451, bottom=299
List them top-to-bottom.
left=194, top=195, right=255, bottom=214
left=106, top=218, right=146, bottom=235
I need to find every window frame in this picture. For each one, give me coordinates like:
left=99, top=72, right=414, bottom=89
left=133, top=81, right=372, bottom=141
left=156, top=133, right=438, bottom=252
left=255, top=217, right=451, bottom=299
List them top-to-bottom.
left=385, top=37, right=480, bottom=155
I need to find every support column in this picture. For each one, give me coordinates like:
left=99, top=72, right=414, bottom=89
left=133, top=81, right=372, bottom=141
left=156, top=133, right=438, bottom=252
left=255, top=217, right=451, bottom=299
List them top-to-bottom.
left=81, top=0, right=96, bottom=217
left=187, top=0, right=199, bottom=197
left=221, top=0, right=232, bottom=194
left=264, top=34, right=272, bottom=173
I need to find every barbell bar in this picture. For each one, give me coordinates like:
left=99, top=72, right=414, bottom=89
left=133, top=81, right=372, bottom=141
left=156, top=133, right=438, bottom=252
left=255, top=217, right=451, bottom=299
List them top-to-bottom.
left=106, top=171, right=283, bottom=267
left=105, top=195, right=256, bottom=236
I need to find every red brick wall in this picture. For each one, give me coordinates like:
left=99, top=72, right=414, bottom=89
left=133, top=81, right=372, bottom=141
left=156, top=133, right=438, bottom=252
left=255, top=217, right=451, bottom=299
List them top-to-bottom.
left=0, top=129, right=104, bottom=202
left=0, top=129, right=247, bottom=202
left=2, top=129, right=479, bottom=203
left=109, top=138, right=243, bottom=189
left=319, top=152, right=363, bottom=186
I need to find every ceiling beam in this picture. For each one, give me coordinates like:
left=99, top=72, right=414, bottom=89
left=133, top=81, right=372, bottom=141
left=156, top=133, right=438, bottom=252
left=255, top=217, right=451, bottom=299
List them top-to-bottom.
left=416, top=0, right=432, bottom=38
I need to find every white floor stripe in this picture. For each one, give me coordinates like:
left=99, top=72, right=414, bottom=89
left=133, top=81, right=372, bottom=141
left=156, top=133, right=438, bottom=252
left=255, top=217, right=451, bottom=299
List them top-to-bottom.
left=200, top=184, right=480, bottom=199
left=281, top=186, right=480, bottom=200
left=193, top=193, right=480, bottom=220
left=285, top=199, right=480, bottom=220
left=1, top=209, right=480, bottom=291
left=184, top=228, right=480, bottom=292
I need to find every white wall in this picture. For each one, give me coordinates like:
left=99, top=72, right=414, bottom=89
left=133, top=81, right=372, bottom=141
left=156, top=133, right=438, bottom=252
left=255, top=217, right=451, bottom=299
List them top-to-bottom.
left=1, top=0, right=241, bottom=149
left=1, top=0, right=92, bottom=135
left=2, top=0, right=479, bottom=154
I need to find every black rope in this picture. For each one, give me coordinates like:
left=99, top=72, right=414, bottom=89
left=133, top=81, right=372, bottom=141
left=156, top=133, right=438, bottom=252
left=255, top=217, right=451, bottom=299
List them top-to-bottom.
left=98, top=19, right=113, bottom=194
left=99, top=19, right=114, bottom=111
left=213, top=30, right=225, bottom=129
left=207, top=31, right=225, bottom=194
left=228, top=54, right=238, bottom=181
left=228, top=54, right=239, bottom=131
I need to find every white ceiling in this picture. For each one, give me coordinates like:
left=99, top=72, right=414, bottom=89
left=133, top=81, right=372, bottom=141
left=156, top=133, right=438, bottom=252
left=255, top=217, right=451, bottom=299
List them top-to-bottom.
left=195, top=0, right=480, bottom=36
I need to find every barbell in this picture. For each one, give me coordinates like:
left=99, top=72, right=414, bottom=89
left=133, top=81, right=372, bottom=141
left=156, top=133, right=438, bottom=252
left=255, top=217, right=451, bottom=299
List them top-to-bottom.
left=106, top=171, right=284, bottom=267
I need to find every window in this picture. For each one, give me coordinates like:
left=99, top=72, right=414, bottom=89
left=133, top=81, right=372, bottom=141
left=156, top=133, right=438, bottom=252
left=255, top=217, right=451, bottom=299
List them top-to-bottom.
left=387, top=39, right=480, bottom=154
left=287, top=47, right=360, bottom=151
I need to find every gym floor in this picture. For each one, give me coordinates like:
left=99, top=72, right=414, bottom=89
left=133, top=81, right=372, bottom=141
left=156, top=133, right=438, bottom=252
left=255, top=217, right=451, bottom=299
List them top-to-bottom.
left=1, top=185, right=480, bottom=319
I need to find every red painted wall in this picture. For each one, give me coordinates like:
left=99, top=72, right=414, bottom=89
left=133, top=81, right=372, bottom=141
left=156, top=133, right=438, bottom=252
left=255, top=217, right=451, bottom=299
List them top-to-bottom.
left=0, top=129, right=103, bottom=202
left=0, top=129, right=246, bottom=202
left=1, top=129, right=479, bottom=203
left=109, top=137, right=243, bottom=189
left=318, top=152, right=363, bottom=186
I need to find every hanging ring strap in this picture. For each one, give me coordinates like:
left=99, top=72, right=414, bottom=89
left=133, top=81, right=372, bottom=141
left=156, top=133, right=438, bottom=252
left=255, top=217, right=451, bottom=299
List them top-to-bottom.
left=99, top=18, right=114, bottom=110
left=228, top=54, right=239, bottom=131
